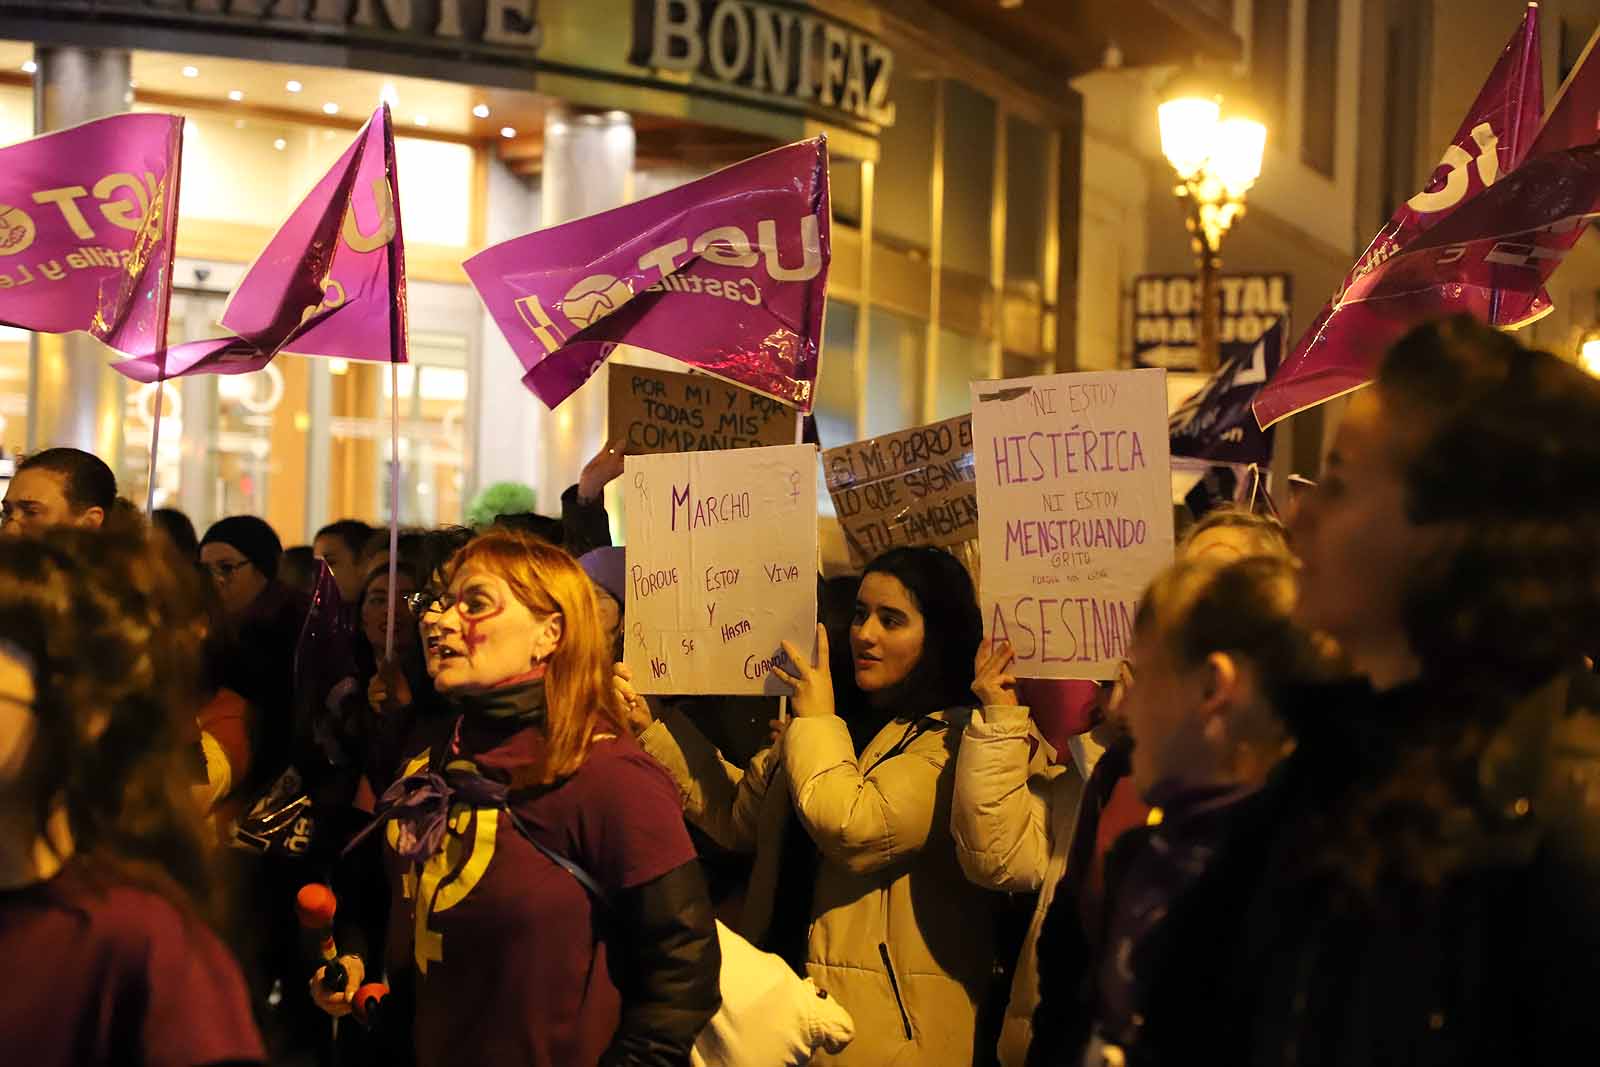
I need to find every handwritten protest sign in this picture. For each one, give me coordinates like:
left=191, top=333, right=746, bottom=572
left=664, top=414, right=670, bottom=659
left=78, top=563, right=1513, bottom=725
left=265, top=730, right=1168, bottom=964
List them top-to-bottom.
left=609, top=364, right=796, bottom=455
left=971, top=369, right=1174, bottom=680
left=822, top=415, right=977, bottom=564
left=623, top=444, right=817, bottom=694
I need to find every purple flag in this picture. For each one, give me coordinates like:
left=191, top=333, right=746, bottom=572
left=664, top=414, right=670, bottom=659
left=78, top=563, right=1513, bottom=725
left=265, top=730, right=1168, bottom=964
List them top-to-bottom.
left=1254, top=3, right=1542, bottom=429
left=1483, top=18, right=1600, bottom=327
left=113, top=106, right=406, bottom=382
left=0, top=113, right=183, bottom=357
left=466, top=137, right=830, bottom=411
left=1171, top=317, right=1283, bottom=465
left=293, top=560, right=363, bottom=766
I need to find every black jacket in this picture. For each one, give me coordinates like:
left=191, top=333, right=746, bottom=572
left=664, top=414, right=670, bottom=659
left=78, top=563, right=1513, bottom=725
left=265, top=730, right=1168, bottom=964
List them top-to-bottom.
left=561, top=483, right=614, bottom=558
left=1122, top=674, right=1600, bottom=1067
left=602, top=861, right=723, bottom=1067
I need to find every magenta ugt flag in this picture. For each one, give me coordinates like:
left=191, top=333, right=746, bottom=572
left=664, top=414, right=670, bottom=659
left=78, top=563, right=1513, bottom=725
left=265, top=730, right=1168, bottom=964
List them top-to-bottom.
left=1253, top=3, right=1543, bottom=430
left=1329, top=19, right=1600, bottom=355
left=112, top=105, right=407, bottom=382
left=0, top=113, right=183, bottom=357
left=466, top=137, right=830, bottom=412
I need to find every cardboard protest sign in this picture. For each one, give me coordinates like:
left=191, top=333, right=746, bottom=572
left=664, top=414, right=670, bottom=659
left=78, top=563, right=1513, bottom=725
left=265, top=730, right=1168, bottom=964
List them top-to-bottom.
left=608, top=364, right=795, bottom=455
left=971, top=369, right=1175, bottom=680
left=822, top=415, right=977, bottom=564
left=623, top=444, right=817, bottom=694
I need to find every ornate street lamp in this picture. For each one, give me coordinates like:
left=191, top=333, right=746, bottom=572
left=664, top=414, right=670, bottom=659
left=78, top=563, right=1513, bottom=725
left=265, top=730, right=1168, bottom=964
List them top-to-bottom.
left=1158, top=76, right=1267, bottom=372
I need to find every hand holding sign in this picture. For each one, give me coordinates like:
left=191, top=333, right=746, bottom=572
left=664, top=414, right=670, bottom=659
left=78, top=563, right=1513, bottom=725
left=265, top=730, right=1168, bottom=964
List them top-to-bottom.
left=579, top=436, right=628, bottom=504
left=774, top=625, right=834, bottom=718
left=972, top=639, right=1019, bottom=708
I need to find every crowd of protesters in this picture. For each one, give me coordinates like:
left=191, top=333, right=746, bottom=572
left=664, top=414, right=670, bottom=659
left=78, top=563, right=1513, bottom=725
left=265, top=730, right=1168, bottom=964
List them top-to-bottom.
left=0, top=316, right=1597, bottom=1067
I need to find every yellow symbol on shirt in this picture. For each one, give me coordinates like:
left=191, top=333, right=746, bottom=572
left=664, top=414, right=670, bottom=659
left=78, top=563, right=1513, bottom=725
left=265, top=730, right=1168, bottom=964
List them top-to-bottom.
left=389, top=755, right=500, bottom=974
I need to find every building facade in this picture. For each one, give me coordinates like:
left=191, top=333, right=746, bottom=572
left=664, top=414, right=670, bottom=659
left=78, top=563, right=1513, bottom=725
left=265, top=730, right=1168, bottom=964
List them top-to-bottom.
left=0, top=0, right=1235, bottom=540
left=1071, top=0, right=1600, bottom=491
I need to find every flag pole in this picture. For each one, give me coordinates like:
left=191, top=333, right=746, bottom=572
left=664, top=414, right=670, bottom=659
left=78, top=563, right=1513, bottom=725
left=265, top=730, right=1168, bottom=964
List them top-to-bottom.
left=382, top=104, right=403, bottom=664
left=145, top=118, right=185, bottom=514
left=386, top=357, right=399, bottom=661
left=145, top=379, right=164, bottom=513
left=780, top=407, right=806, bottom=725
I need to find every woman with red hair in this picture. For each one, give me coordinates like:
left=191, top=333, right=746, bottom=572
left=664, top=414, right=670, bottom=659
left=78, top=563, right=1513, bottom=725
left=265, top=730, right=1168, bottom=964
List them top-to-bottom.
left=315, top=530, right=720, bottom=1067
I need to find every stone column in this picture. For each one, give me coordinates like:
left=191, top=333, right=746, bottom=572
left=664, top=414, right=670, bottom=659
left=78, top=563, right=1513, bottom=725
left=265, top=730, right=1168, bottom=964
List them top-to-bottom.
left=26, top=46, right=132, bottom=463
left=536, top=108, right=634, bottom=514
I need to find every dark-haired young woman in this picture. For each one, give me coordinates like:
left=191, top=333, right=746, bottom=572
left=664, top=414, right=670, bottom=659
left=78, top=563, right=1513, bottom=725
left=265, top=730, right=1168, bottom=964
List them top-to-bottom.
left=1120, top=317, right=1600, bottom=1066
left=0, top=531, right=264, bottom=1066
left=627, top=546, right=1007, bottom=1065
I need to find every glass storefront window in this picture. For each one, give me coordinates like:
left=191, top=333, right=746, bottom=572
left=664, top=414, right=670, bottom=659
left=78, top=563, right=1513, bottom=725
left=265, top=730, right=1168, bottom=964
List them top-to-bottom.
left=874, top=74, right=937, bottom=252
left=941, top=82, right=996, bottom=279
left=0, top=84, right=29, bottom=145
left=143, top=104, right=474, bottom=250
left=1006, top=116, right=1051, bottom=289
left=832, top=157, right=864, bottom=227
left=815, top=299, right=859, bottom=518
left=816, top=300, right=859, bottom=449
left=865, top=307, right=926, bottom=437
left=0, top=326, right=28, bottom=460
left=935, top=328, right=989, bottom=418
left=373, top=335, right=468, bottom=528
left=1004, top=350, right=1049, bottom=380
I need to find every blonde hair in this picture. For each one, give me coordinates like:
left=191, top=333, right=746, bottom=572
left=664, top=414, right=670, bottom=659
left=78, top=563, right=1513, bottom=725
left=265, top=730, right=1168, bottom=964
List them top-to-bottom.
left=448, top=531, right=625, bottom=784
left=1136, top=556, right=1336, bottom=757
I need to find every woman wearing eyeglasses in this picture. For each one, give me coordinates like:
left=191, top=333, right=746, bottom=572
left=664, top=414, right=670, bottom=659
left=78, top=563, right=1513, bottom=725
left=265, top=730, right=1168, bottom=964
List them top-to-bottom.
left=199, top=516, right=309, bottom=796
left=314, top=529, right=721, bottom=1067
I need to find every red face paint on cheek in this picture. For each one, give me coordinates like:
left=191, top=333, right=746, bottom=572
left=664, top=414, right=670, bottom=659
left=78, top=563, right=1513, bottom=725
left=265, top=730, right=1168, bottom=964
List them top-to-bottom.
left=460, top=603, right=505, bottom=657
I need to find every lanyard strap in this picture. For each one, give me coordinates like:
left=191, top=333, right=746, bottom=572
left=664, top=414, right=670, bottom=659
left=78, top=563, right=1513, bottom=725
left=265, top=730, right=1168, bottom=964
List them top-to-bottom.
left=863, top=717, right=946, bottom=776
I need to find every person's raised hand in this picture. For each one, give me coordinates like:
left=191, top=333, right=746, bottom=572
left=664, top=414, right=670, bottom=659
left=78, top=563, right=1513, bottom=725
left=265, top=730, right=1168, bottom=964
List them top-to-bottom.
left=579, top=436, right=629, bottom=504
left=772, top=625, right=835, bottom=719
left=972, top=639, right=1019, bottom=707
left=368, top=658, right=412, bottom=716
left=613, top=661, right=654, bottom=736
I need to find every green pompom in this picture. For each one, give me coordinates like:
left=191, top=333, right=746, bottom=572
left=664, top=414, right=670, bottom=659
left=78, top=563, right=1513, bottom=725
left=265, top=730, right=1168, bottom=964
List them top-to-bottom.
left=467, top=481, right=539, bottom=529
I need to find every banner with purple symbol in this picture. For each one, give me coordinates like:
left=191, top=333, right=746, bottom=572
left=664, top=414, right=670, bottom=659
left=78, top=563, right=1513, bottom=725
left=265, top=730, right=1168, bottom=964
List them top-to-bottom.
left=1254, top=3, right=1544, bottom=429
left=112, top=105, right=406, bottom=382
left=0, top=113, right=183, bottom=357
left=466, top=137, right=830, bottom=412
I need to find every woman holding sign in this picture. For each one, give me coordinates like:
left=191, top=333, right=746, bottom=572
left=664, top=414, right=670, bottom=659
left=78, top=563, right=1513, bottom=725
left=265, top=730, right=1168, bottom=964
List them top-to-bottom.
left=1112, top=318, right=1600, bottom=1065
left=313, top=531, right=721, bottom=1067
left=772, top=546, right=1027, bottom=1066
left=624, top=547, right=1018, bottom=1064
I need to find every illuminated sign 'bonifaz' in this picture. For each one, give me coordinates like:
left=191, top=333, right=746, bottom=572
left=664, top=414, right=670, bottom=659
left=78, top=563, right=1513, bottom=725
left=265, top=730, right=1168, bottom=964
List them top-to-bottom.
left=631, top=0, right=895, bottom=127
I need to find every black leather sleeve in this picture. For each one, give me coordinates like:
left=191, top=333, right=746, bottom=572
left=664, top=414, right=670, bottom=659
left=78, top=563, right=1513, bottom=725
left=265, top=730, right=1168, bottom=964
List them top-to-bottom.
left=561, top=482, right=613, bottom=558
left=599, top=860, right=722, bottom=1067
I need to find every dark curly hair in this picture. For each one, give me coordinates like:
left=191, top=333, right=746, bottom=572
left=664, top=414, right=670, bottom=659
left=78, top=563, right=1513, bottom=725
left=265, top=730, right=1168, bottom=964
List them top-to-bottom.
left=1380, top=316, right=1600, bottom=693
left=1299, top=317, right=1600, bottom=895
left=0, top=530, right=217, bottom=917
left=855, top=546, right=984, bottom=720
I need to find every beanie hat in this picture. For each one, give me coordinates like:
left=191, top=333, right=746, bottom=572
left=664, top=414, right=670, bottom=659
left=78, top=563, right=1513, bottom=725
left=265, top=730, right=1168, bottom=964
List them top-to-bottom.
left=202, top=515, right=284, bottom=581
left=579, top=546, right=626, bottom=609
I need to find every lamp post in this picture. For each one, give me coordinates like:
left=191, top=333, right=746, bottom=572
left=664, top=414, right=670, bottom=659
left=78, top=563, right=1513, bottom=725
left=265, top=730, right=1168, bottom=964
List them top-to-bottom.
left=1158, top=80, right=1266, bottom=372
